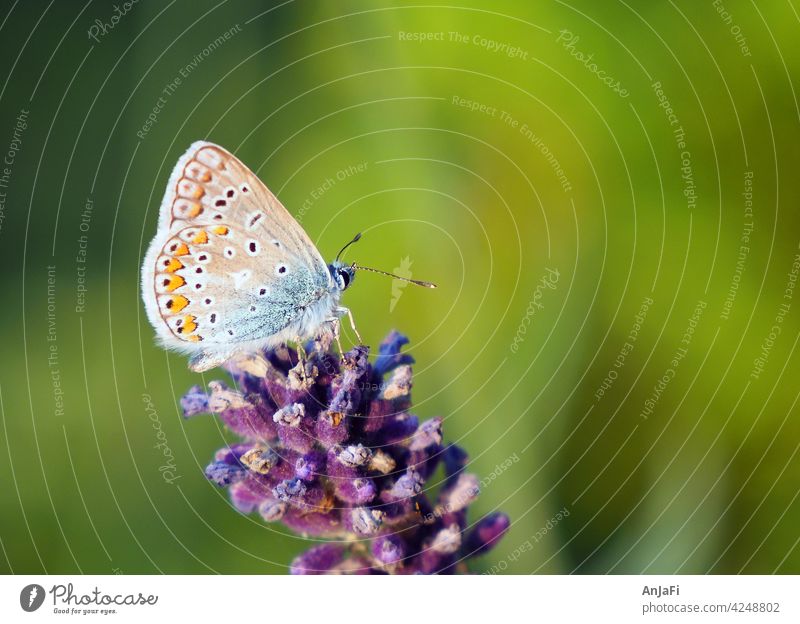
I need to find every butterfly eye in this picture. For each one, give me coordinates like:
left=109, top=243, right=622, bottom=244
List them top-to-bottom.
left=338, top=269, right=351, bottom=289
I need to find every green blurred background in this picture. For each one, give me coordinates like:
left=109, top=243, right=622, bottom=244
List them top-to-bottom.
left=1, top=0, right=799, bottom=574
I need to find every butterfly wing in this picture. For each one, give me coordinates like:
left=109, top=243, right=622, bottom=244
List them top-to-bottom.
left=157, top=141, right=328, bottom=273
left=141, top=142, right=334, bottom=367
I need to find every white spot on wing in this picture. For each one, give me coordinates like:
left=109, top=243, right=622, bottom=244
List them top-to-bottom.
left=196, top=147, right=224, bottom=169
left=230, top=269, right=252, bottom=289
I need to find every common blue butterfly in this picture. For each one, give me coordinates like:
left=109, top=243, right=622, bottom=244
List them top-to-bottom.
left=141, top=141, right=435, bottom=372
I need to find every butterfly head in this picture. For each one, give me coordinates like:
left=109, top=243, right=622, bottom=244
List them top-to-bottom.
left=331, top=232, right=438, bottom=291
left=329, top=260, right=356, bottom=292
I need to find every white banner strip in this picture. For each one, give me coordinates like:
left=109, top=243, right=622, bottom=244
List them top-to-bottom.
left=1, top=575, right=797, bottom=622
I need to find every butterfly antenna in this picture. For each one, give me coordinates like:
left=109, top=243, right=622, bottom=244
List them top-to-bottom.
left=336, top=232, right=362, bottom=262
left=352, top=263, right=437, bottom=288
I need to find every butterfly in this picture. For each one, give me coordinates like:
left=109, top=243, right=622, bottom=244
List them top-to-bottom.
left=141, top=141, right=435, bottom=372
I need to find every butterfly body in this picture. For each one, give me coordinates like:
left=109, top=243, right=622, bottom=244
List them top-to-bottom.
left=141, top=141, right=354, bottom=372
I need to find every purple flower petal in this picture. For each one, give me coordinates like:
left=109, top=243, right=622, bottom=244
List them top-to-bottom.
left=373, top=331, right=414, bottom=376
left=180, top=385, right=209, bottom=418
left=273, top=402, right=304, bottom=427
left=219, top=404, right=278, bottom=441
left=316, top=411, right=349, bottom=448
left=378, top=412, right=419, bottom=445
left=409, top=417, right=443, bottom=451
left=337, top=443, right=373, bottom=468
left=443, top=444, right=469, bottom=479
left=295, top=451, right=324, bottom=481
left=205, top=461, right=245, bottom=486
left=386, top=469, right=423, bottom=501
left=439, top=472, right=480, bottom=513
left=336, top=477, right=376, bottom=505
left=272, top=478, right=307, bottom=503
left=229, top=481, right=264, bottom=513
left=258, top=499, right=287, bottom=522
left=282, top=507, right=341, bottom=537
left=348, top=507, right=385, bottom=535
left=464, top=513, right=511, bottom=556
left=430, top=523, right=462, bottom=554
left=372, top=534, right=405, bottom=565
left=290, top=544, right=346, bottom=575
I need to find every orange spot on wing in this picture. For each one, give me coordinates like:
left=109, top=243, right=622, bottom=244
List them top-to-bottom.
left=186, top=164, right=212, bottom=182
left=178, top=179, right=205, bottom=199
left=174, top=199, right=202, bottom=219
left=212, top=226, right=229, bottom=236
left=192, top=230, right=209, bottom=244
left=173, top=242, right=190, bottom=256
left=163, top=257, right=183, bottom=273
left=163, top=274, right=186, bottom=292
left=167, top=295, right=189, bottom=312
left=182, top=315, right=198, bottom=334
left=188, top=335, right=203, bottom=342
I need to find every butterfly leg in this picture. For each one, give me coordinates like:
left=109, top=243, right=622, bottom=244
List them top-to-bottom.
left=336, top=306, right=363, bottom=344
left=322, top=317, right=346, bottom=361
left=331, top=318, right=345, bottom=359
left=294, top=336, right=308, bottom=382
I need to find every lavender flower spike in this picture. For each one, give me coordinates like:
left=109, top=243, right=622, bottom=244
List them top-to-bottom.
left=186, top=331, right=510, bottom=574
